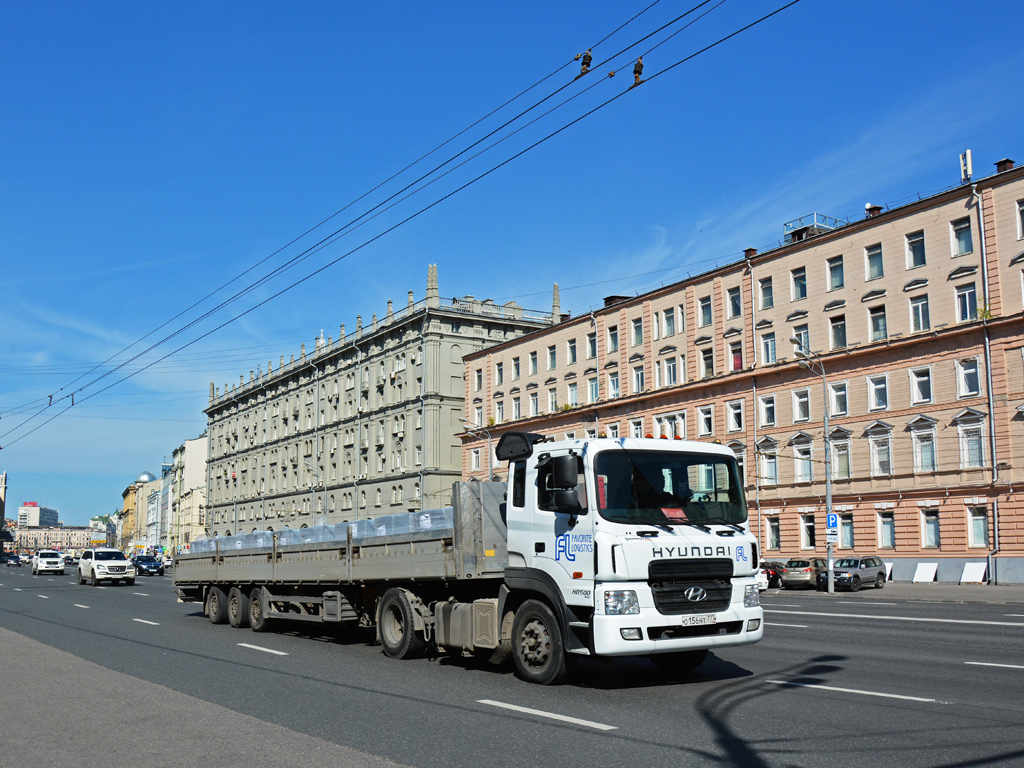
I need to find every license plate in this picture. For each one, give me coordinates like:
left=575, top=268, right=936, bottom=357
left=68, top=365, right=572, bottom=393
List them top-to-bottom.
left=680, top=614, right=717, bottom=627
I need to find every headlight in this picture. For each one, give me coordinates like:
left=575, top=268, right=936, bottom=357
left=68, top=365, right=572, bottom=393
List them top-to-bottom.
left=744, top=585, right=760, bottom=607
left=604, top=590, right=640, bottom=615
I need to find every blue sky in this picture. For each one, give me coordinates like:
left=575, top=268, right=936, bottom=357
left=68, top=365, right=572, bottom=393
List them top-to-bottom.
left=1, top=1, right=1021, bottom=526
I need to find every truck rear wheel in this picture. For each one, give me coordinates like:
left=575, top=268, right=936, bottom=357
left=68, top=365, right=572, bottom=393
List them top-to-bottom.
left=207, top=586, right=228, bottom=624
left=228, top=587, right=250, bottom=628
left=249, top=587, right=273, bottom=632
left=379, top=588, right=427, bottom=659
left=511, top=599, right=569, bottom=685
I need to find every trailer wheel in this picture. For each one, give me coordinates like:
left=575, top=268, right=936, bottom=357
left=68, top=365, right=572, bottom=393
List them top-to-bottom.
left=207, top=586, right=228, bottom=624
left=228, top=587, right=250, bottom=628
left=249, top=587, right=273, bottom=632
left=378, top=588, right=427, bottom=659
left=511, top=599, right=569, bottom=685
left=651, top=649, right=708, bottom=676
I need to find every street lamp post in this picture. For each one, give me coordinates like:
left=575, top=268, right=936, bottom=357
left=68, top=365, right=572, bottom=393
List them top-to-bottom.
left=791, top=337, right=834, bottom=594
left=459, top=417, right=493, bottom=479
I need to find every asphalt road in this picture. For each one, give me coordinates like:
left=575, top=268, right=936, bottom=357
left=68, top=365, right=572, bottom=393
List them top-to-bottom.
left=2, top=567, right=1023, bottom=768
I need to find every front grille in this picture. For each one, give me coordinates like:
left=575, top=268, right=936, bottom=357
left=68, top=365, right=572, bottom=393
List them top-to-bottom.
left=649, top=558, right=734, bottom=615
left=107, top=565, right=126, bottom=573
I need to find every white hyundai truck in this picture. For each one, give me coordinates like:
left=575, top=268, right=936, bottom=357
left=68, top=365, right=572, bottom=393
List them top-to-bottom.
left=173, top=432, right=763, bottom=684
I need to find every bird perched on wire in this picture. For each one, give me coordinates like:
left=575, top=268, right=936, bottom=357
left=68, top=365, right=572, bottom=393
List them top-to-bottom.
left=633, top=56, right=644, bottom=85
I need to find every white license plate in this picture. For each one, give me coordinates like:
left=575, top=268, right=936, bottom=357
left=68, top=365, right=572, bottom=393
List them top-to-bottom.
left=679, top=614, right=717, bottom=627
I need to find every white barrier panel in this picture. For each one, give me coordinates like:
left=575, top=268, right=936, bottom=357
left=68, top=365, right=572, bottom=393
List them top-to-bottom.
left=912, top=562, right=938, bottom=583
left=960, top=562, right=987, bottom=584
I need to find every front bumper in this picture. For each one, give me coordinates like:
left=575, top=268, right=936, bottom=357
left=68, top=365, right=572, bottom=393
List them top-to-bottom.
left=591, top=580, right=764, bottom=656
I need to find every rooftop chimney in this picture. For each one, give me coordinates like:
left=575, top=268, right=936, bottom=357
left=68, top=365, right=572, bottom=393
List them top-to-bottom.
left=995, top=158, right=1015, bottom=173
left=865, top=203, right=883, bottom=218
left=744, top=248, right=757, bottom=258
left=603, top=295, right=630, bottom=308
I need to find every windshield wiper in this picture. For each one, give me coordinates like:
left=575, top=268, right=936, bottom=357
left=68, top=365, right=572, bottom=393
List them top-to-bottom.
left=669, top=520, right=712, bottom=533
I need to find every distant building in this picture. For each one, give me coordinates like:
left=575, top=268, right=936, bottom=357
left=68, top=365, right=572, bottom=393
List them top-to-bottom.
left=170, top=435, right=208, bottom=553
left=18, top=502, right=58, bottom=528
left=16, top=526, right=93, bottom=552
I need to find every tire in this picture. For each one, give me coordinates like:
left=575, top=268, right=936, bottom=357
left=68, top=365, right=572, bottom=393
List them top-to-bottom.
left=58, top=570, right=65, bottom=576
left=78, top=570, right=86, bottom=585
left=91, top=571, right=100, bottom=587
left=874, top=573, right=885, bottom=589
left=850, top=576, right=861, bottom=592
left=126, top=578, right=135, bottom=586
left=207, top=586, right=229, bottom=624
left=228, top=587, right=250, bottom=628
left=248, top=587, right=273, bottom=632
left=378, top=588, right=427, bottom=659
left=511, top=599, right=569, bottom=685
left=651, top=649, right=709, bottom=676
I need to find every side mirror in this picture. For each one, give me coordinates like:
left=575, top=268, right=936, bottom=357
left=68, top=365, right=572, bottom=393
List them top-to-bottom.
left=551, top=455, right=578, bottom=490
left=553, top=488, right=581, bottom=511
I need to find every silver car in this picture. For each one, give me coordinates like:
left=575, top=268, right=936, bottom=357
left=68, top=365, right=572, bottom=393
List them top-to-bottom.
left=830, top=556, right=887, bottom=591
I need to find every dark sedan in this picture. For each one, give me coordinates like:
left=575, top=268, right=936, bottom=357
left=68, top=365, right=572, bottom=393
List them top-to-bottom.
left=132, top=555, right=165, bottom=576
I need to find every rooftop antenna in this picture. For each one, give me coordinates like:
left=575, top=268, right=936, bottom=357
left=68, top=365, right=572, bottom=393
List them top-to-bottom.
left=960, top=149, right=973, bottom=185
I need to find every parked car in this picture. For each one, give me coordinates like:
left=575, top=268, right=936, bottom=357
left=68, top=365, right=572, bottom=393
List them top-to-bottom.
left=78, top=548, right=136, bottom=586
left=32, top=550, right=66, bottom=575
left=132, top=555, right=165, bottom=576
left=818, top=556, right=887, bottom=591
left=781, top=558, right=827, bottom=589
left=759, top=560, right=787, bottom=589
left=756, top=568, right=770, bottom=591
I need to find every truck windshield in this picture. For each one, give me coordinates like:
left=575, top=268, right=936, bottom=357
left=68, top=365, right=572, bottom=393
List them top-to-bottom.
left=593, top=449, right=747, bottom=526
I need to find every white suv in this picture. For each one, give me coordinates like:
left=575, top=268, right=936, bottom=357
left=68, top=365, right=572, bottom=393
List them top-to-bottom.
left=78, top=548, right=136, bottom=586
left=32, top=550, right=65, bottom=575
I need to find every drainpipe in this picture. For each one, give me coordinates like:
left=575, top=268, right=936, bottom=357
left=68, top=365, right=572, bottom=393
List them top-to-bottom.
left=972, top=181, right=1000, bottom=584
left=745, top=250, right=762, bottom=554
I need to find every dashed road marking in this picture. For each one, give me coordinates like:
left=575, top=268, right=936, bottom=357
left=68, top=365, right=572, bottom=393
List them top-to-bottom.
left=73, top=604, right=89, bottom=609
left=764, top=609, right=1024, bottom=627
left=132, top=619, right=160, bottom=626
left=766, top=622, right=808, bottom=628
left=238, top=643, right=288, bottom=656
left=965, top=661, right=1024, bottom=670
left=767, top=680, right=941, bottom=703
left=478, top=700, right=617, bottom=730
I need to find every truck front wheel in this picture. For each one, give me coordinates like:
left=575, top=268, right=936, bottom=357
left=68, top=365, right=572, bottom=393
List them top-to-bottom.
left=379, top=588, right=427, bottom=659
left=512, top=600, right=569, bottom=685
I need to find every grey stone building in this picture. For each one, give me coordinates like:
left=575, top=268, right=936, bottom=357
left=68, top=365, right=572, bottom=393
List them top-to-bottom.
left=204, top=265, right=555, bottom=534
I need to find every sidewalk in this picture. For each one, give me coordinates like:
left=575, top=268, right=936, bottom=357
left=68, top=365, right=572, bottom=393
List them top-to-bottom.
left=769, top=581, right=1024, bottom=605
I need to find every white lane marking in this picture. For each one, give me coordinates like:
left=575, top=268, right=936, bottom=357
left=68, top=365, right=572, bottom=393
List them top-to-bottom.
left=14, top=588, right=22, bottom=592
left=133, top=593, right=149, bottom=597
left=37, top=595, right=50, bottom=599
left=759, top=603, right=803, bottom=608
left=73, top=604, right=89, bottom=609
left=764, top=609, right=1024, bottom=627
left=1005, top=614, right=1024, bottom=618
left=132, top=619, right=160, bottom=626
left=766, top=622, right=808, bottom=628
left=238, top=643, right=289, bottom=656
left=965, top=662, right=1024, bottom=670
left=766, top=680, right=940, bottom=703
left=477, top=699, right=617, bottom=731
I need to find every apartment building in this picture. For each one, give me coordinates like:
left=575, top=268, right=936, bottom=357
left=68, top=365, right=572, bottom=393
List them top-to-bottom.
left=463, top=156, right=1024, bottom=584
left=204, top=265, right=555, bottom=535
left=169, top=435, right=208, bottom=554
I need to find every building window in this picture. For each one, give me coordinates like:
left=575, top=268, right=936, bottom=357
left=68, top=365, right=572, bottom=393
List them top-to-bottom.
left=1018, top=200, right=1024, bottom=239
left=951, top=217, right=974, bottom=256
left=906, top=230, right=926, bottom=268
left=866, top=243, right=884, bottom=280
left=828, top=255, right=844, bottom=290
left=792, top=267, right=807, bottom=300
left=760, top=277, right=774, bottom=309
left=956, top=283, right=978, bottom=322
left=727, top=286, right=742, bottom=318
left=911, top=294, right=930, bottom=332
left=699, top=296, right=712, bottom=327
left=869, top=306, right=887, bottom=341
left=663, top=309, right=676, bottom=337
left=830, top=315, right=847, bottom=350
left=631, top=318, right=643, bottom=346
left=792, top=325, right=809, bottom=356
left=607, top=326, right=619, bottom=353
left=761, top=332, right=776, bottom=364
left=587, top=333, right=597, bottom=359
left=567, top=339, right=577, bottom=364
left=729, top=342, right=743, bottom=372
left=547, top=345, right=557, bottom=370
left=700, top=348, right=714, bottom=379
left=529, top=351, right=538, bottom=376
left=512, top=357, right=521, bottom=380
left=664, top=357, right=678, bottom=386
left=956, top=358, right=980, bottom=397
left=495, top=362, right=504, bottom=385
left=632, top=366, right=645, bottom=393
left=910, top=367, right=932, bottom=404
left=474, top=369, right=482, bottom=391
left=608, top=372, right=620, bottom=399
left=868, top=374, right=888, bottom=410
left=588, top=377, right=599, bottom=404
left=567, top=382, right=578, bottom=407
left=829, top=382, right=848, bottom=416
left=548, top=388, right=557, bottom=412
left=792, top=389, right=810, bottom=422
left=529, top=392, right=538, bottom=417
left=759, top=394, right=776, bottom=427
left=512, top=397, right=521, bottom=420
left=727, top=400, right=743, bottom=432
left=496, top=401, right=505, bottom=422
left=474, top=405, right=483, bottom=426
left=698, top=405, right=714, bottom=436
left=657, top=411, right=686, bottom=439
left=630, top=419, right=643, bottom=438
left=958, top=422, right=985, bottom=468
left=606, top=423, right=620, bottom=438
left=912, top=427, right=937, bottom=473
left=869, top=432, right=892, bottom=476
left=832, top=436, right=851, bottom=479
left=793, top=440, right=813, bottom=483
left=759, top=443, right=778, bottom=486
left=470, top=449, right=481, bottom=471
left=968, top=506, right=989, bottom=548
left=922, top=510, right=941, bottom=548
left=879, top=512, right=895, bottom=548
left=801, top=514, right=816, bottom=549
left=840, top=514, right=854, bottom=549
left=768, top=517, right=781, bottom=549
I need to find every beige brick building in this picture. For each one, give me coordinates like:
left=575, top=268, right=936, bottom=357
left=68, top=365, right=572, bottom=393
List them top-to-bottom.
left=463, top=157, right=1024, bottom=584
